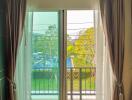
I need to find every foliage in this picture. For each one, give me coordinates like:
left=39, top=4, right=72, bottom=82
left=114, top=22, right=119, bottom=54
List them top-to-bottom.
left=32, top=25, right=95, bottom=68
left=32, top=25, right=58, bottom=66
left=32, top=25, right=58, bottom=56
left=67, top=27, right=95, bottom=67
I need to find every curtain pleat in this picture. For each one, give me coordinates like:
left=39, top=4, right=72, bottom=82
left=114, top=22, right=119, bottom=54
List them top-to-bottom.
left=4, top=0, right=27, bottom=100
left=99, top=0, right=125, bottom=100
left=15, top=12, right=32, bottom=100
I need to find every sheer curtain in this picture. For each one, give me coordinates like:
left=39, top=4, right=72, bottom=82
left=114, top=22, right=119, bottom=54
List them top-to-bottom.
left=95, top=9, right=113, bottom=100
left=15, top=12, right=33, bottom=100
left=102, top=41, right=113, bottom=100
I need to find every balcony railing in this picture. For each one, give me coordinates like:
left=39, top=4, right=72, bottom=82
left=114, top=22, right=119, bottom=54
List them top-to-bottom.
left=31, top=67, right=96, bottom=96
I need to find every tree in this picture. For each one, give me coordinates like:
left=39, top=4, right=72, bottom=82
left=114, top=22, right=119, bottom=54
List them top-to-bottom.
left=32, top=25, right=59, bottom=66
left=32, top=26, right=95, bottom=68
left=67, top=27, right=95, bottom=67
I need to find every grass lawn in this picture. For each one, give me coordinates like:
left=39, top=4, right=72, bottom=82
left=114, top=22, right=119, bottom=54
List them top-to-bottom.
left=32, top=77, right=95, bottom=91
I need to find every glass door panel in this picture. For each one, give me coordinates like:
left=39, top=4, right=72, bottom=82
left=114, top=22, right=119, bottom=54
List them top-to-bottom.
left=66, top=10, right=96, bottom=100
left=31, top=12, right=60, bottom=100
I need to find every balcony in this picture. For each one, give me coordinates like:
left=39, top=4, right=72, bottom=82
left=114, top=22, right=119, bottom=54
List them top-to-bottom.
left=31, top=67, right=96, bottom=100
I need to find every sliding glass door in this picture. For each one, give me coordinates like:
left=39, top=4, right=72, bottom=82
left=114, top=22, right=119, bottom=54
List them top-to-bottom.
left=30, top=10, right=96, bottom=100
left=66, top=10, right=96, bottom=100
left=31, top=11, right=60, bottom=100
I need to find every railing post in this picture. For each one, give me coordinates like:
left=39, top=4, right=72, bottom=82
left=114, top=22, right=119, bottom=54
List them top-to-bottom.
left=90, top=67, right=91, bottom=94
left=70, top=68, right=73, bottom=100
left=79, top=68, right=82, bottom=100
left=39, top=69, right=40, bottom=94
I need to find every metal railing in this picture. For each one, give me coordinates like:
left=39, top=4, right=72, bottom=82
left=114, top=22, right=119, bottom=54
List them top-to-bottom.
left=31, top=67, right=96, bottom=95
left=67, top=67, right=96, bottom=100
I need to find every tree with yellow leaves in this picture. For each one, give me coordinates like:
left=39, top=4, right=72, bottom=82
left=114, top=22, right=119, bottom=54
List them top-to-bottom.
left=67, top=27, right=95, bottom=68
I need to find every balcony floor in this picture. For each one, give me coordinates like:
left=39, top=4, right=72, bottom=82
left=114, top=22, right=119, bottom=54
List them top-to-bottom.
left=32, top=93, right=96, bottom=100
left=32, top=95, right=96, bottom=100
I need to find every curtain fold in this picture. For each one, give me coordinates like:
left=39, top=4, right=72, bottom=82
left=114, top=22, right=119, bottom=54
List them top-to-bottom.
left=4, top=0, right=27, bottom=100
left=99, top=0, right=125, bottom=100
left=95, top=10, right=112, bottom=100
left=15, top=12, right=33, bottom=100
left=102, top=42, right=113, bottom=100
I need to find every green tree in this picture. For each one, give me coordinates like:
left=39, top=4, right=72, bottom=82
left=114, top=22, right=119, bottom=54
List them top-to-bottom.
left=32, top=25, right=59, bottom=65
left=32, top=25, right=58, bottom=56
left=67, top=34, right=74, bottom=57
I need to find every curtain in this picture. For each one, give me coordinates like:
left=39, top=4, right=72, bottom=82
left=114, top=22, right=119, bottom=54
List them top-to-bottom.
left=4, top=0, right=27, bottom=100
left=99, top=0, right=125, bottom=100
left=95, top=9, right=113, bottom=100
left=95, top=10, right=104, bottom=100
left=15, top=12, right=33, bottom=100
left=102, top=42, right=113, bottom=100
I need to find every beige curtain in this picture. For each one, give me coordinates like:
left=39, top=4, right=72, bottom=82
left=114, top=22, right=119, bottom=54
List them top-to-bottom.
left=4, top=0, right=27, bottom=100
left=99, top=0, right=125, bottom=100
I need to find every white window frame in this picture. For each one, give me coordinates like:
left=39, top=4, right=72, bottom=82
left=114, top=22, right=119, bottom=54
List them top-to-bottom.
left=28, top=1, right=101, bottom=100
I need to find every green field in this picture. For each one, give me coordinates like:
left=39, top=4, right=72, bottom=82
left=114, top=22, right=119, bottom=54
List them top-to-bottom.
left=32, top=68, right=96, bottom=92
left=32, top=77, right=95, bottom=91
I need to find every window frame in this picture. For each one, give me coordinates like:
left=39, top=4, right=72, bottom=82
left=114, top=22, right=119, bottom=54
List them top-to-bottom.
left=19, top=0, right=104, bottom=98
left=30, top=9, right=100, bottom=100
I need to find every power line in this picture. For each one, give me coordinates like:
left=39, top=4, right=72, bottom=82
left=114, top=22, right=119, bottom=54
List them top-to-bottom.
left=33, top=22, right=93, bottom=26
left=67, top=22, right=93, bottom=24
left=33, top=24, right=53, bottom=26
left=33, top=28, right=89, bottom=31
left=67, top=28, right=88, bottom=30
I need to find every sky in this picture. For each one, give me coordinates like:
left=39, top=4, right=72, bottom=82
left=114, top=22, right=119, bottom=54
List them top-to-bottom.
left=33, top=10, right=94, bottom=36
left=67, top=10, right=94, bottom=35
left=33, top=12, right=58, bottom=34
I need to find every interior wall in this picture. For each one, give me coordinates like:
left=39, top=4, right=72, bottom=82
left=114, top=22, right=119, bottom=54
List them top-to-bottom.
left=0, top=0, right=5, bottom=100
left=0, top=0, right=130, bottom=100
left=27, top=0, right=98, bottom=11
left=28, top=0, right=132, bottom=100
left=123, top=0, right=132, bottom=99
